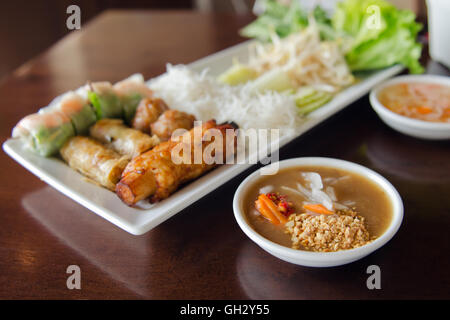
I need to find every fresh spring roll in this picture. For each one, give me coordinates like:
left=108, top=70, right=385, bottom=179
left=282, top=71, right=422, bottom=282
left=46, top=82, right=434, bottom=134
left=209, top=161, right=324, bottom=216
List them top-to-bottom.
left=113, top=74, right=154, bottom=125
left=87, top=81, right=123, bottom=120
left=39, top=92, right=96, bottom=135
left=12, top=112, right=75, bottom=157
left=89, top=119, right=160, bottom=158
left=60, top=136, right=129, bottom=191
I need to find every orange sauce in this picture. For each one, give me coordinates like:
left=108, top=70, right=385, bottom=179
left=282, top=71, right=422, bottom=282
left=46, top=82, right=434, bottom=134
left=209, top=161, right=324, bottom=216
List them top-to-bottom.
left=378, top=82, right=450, bottom=123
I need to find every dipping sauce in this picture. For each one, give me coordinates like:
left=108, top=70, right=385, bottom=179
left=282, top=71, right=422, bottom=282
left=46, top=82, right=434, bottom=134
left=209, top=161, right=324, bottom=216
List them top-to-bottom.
left=378, top=82, right=450, bottom=123
left=244, top=166, right=393, bottom=252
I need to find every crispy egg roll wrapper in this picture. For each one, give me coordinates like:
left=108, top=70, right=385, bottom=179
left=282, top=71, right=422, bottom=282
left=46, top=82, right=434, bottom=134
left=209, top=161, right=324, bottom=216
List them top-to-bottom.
left=90, top=119, right=160, bottom=158
left=116, top=120, right=237, bottom=205
left=60, top=136, right=130, bottom=191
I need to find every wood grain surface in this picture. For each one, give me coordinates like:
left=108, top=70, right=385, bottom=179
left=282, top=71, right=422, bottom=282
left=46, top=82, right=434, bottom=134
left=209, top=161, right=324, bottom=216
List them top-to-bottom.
left=0, top=10, right=449, bottom=299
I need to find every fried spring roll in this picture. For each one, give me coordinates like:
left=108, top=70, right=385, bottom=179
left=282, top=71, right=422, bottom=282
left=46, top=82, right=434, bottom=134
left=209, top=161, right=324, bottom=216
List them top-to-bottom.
left=90, top=119, right=160, bottom=158
left=116, top=120, right=237, bottom=205
left=60, top=136, right=129, bottom=190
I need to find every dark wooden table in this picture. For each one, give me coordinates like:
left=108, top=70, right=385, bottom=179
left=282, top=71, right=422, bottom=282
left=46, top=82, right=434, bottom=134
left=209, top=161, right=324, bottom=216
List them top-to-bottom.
left=0, top=10, right=449, bottom=300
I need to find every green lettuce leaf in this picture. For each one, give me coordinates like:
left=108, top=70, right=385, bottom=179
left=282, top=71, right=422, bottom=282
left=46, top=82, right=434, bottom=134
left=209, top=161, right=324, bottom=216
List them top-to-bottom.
left=239, top=0, right=334, bottom=41
left=332, top=0, right=423, bottom=73
left=88, top=90, right=123, bottom=120
left=88, top=91, right=102, bottom=119
left=121, top=93, right=143, bottom=125
left=34, top=123, right=75, bottom=157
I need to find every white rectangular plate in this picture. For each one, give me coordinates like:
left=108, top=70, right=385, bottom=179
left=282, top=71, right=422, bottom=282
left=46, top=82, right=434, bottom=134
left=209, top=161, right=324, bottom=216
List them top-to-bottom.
left=3, top=40, right=403, bottom=235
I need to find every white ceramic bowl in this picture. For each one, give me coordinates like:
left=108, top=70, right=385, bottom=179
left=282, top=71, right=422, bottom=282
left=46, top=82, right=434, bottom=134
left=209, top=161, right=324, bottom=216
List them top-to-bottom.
left=370, top=75, right=450, bottom=140
left=233, top=157, right=404, bottom=267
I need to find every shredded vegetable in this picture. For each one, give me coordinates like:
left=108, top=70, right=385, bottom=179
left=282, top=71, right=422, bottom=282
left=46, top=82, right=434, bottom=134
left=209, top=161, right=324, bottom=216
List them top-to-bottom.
left=218, top=17, right=355, bottom=115
left=247, top=18, right=354, bottom=93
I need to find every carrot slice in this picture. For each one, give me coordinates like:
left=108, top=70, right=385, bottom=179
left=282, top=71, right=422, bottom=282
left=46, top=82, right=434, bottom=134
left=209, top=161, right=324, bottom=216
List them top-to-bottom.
left=416, top=106, right=432, bottom=115
left=258, top=194, right=288, bottom=224
left=255, top=198, right=279, bottom=225
left=303, top=203, right=334, bottom=215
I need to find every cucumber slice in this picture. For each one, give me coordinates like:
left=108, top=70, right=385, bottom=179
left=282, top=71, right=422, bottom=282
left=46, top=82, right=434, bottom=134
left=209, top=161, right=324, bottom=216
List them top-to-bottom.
left=218, top=63, right=258, bottom=86
left=250, top=69, right=294, bottom=93
left=293, top=86, right=316, bottom=101
left=295, top=91, right=327, bottom=107
left=297, top=93, right=332, bottom=115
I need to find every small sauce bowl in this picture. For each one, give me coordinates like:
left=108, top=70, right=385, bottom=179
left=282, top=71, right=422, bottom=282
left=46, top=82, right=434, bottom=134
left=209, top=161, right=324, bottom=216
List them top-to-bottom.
left=370, top=74, right=450, bottom=140
left=233, top=157, right=404, bottom=267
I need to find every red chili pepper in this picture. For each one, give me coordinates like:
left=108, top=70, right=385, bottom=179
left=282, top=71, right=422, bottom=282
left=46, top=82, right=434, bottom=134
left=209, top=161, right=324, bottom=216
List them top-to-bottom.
left=266, top=192, right=294, bottom=217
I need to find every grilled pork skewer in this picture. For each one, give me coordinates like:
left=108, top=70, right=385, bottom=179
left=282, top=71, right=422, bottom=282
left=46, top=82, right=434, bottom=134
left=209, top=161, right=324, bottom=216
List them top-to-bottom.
left=131, top=97, right=168, bottom=133
left=150, top=109, right=196, bottom=141
left=116, top=120, right=237, bottom=205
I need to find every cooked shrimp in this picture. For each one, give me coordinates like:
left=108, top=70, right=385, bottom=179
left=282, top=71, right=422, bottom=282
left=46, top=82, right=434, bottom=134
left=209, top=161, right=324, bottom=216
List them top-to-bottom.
left=114, top=76, right=154, bottom=98
left=59, top=93, right=86, bottom=114
left=12, top=112, right=71, bottom=137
